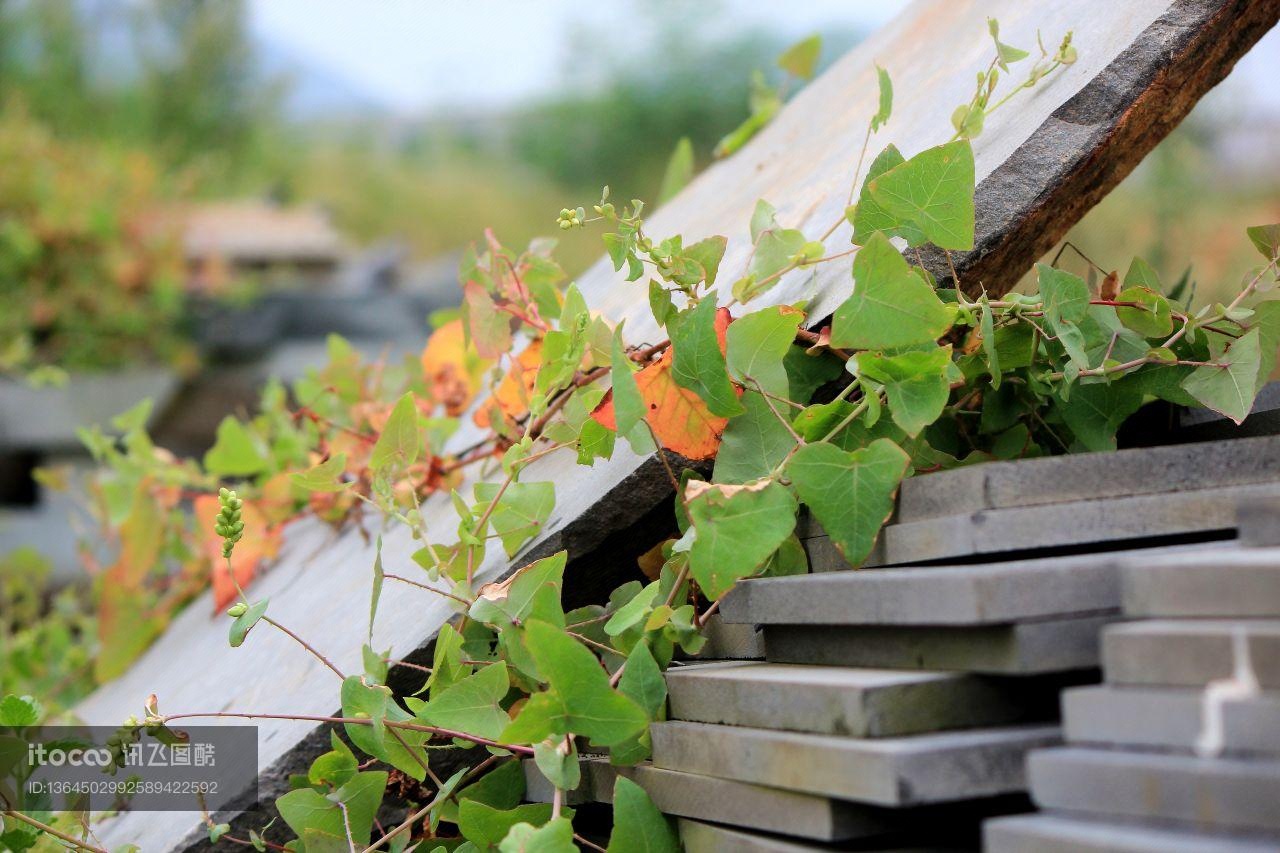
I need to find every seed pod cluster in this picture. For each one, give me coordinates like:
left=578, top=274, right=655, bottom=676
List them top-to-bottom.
left=214, top=487, right=245, bottom=558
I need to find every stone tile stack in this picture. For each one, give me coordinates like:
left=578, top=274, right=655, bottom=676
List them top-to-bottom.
left=522, top=437, right=1280, bottom=850
left=985, top=537, right=1280, bottom=851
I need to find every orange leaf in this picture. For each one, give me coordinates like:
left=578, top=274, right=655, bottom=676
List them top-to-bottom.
left=421, top=318, right=484, bottom=415
left=474, top=340, right=543, bottom=429
left=593, top=347, right=727, bottom=460
left=196, top=495, right=280, bottom=611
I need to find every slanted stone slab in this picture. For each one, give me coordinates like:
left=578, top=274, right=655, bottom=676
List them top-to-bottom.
left=896, top=435, right=1280, bottom=523
left=869, top=481, right=1280, bottom=567
left=1238, top=495, right=1280, bottom=547
left=1121, top=546, right=1280, bottom=617
left=721, top=551, right=1134, bottom=626
left=765, top=615, right=1112, bottom=674
left=1102, top=620, right=1280, bottom=688
left=664, top=661, right=1062, bottom=736
left=1062, top=685, right=1280, bottom=756
left=650, top=720, right=1059, bottom=805
left=1028, top=747, right=1280, bottom=833
left=523, top=758, right=898, bottom=842
left=985, top=813, right=1280, bottom=853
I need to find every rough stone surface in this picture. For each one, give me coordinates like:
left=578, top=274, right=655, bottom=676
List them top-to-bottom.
left=895, top=435, right=1280, bottom=523
left=869, top=481, right=1280, bottom=567
left=1237, top=495, right=1280, bottom=547
left=1120, top=546, right=1280, bottom=617
left=721, top=551, right=1134, bottom=626
left=691, top=615, right=765, bottom=660
left=764, top=615, right=1112, bottom=674
left=1102, top=620, right=1280, bottom=688
left=664, top=661, right=1064, bottom=736
left=1062, top=685, right=1280, bottom=756
left=650, top=720, right=1059, bottom=805
left=1028, top=747, right=1280, bottom=833
left=523, top=758, right=897, bottom=842
left=985, top=813, right=1280, bottom=852
left=676, top=820, right=829, bottom=853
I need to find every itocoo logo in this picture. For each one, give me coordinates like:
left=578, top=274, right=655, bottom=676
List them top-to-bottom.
left=27, top=743, right=113, bottom=767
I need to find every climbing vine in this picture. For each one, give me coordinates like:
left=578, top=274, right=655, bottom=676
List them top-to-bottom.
left=5, top=20, right=1280, bottom=853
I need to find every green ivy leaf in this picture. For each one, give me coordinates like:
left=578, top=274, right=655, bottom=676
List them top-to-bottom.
left=987, top=18, right=1030, bottom=68
left=777, top=34, right=821, bottom=80
left=871, top=64, right=893, bottom=131
left=657, top=137, right=694, bottom=204
left=868, top=140, right=975, bottom=250
left=852, top=145, right=927, bottom=247
left=1246, top=223, right=1280, bottom=262
left=747, top=227, right=807, bottom=296
left=831, top=232, right=953, bottom=350
left=680, top=236, right=728, bottom=288
left=1124, top=256, right=1162, bottom=290
left=1039, top=264, right=1090, bottom=326
left=1115, top=287, right=1174, bottom=338
left=669, top=297, right=743, bottom=418
left=1245, top=300, right=1280, bottom=393
left=726, top=305, right=804, bottom=397
left=609, top=327, right=658, bottom=455
left=1181, top=328, right=1262, bottom=425
left=858, top=346, right=953, bottom=437
left=1054, top=381, right=1147, bottom=452
left=712, top=390, right=799, bottom=484
left=370, top=393, right=421, bottom=474
left=203, top=417, right=268, bottom=477
left=577, top=418, right=616, bottom=465
left=786, top=439, right=909, bottom=567
left=291, top=453, right=349, bottom=493
left=686, top=479, right=797, bottom=600
left=473, top=481, right=556, bottom=558
left=469, top=551, right=566, bottom=629
left=604, top=581, right=660, bottom=637
left=228, top=599, right=269, bottom=648
left=522, top=620, right=649, bottom=747
left=617, top=641, right=667, bottom=719
left=415, top=661, right=510, bottom=741
left=339, top=677, right=430, bottom=781
left=0, top=695, right=42, bottom=729
left=532, top=739, right=580, bottom=792
left=435, top=758, right=525, bottom=824
left=277, top=770, right=387, bottom=845
left=606, top=776, right=680, bottom=853
left=459, top=801, right=559, bottom=850
left=499, top=817, right=576, bottom=853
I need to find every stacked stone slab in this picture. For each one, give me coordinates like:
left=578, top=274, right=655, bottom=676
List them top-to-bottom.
left=522, top=438, right=1280, bottom=851
left=985, top=539, right=1280, bottom=851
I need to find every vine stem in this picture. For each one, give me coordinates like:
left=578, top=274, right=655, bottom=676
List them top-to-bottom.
left=384, top=573, right=473, bottom=608
left=262, top=617, right=345, bottom=679
left=160, top=712, right=535, bottom=755
left=2, top=810, right=108, bottom=853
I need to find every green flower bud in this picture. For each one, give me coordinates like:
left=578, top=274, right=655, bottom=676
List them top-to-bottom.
left=215, top=487, right=245, bottom=558
left=227, top=602, right=248, bottom=617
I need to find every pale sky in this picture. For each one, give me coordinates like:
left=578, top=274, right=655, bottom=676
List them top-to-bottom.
left=247, top=1, right=910, bottom=113
left=247, top=2, right=1280, bottom=118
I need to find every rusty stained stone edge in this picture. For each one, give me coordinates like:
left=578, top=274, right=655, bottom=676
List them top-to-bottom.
left=919, top=0, right=1280, bottom=298
left=174, top=451, right=689, bottom=853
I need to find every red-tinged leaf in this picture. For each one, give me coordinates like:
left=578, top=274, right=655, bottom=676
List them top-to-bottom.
left=462, top=280, right=513, bottom=359
left=474, top=340, right=543, bottom=429
left=593, top=348, right=727, bottom=460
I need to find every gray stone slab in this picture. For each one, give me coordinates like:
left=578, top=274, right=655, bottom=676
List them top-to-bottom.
left=896, top=435, right=1280, bottom=523
left=869, top=481, right=1280, bottom=567
left=1237, top=495, right=1280, bottom=547
left=1121, top=546, right=1280, bottom=617
left=721, top=550, right=1139, bottom=626
left=690, top=614, right=764, bottom=660
left=764, top=615, right=1112, bottom=674
left=1102, top=620, right=1280, bottom=688
left=664, top=661, right=1062, bottom=737
left=1062, top=685, right=1280, bottom=756
left=650, top=721, right=1059, bottom=806
left=1028, top=747, right=1280, bottom=833
left=523, top=758, right=897, bottom=842
left=985, top=812, right=1280, bottom=852
left=676, top=820, right=830, bottom=853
